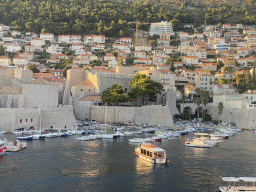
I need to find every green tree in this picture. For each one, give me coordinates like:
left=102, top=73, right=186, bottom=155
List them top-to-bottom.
left=0, top=46, right=5, bottom=55
left=118, top=58, right=124, bottom=66
left=27, top=64, right=40, bottom=73
left=128, top=73, right=163, bottom=106
left=101, top=84, right=128, bottom=105
left=196, top=98, right=202, bottom=122
left=217, top=102, right=224, bottom=123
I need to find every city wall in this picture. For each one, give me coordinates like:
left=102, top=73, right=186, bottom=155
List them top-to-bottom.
left=88, top=105, right=173, bottom=127
left=207, top=105, right=255, bottom=129
left=0, top=106, right=77, bottom=132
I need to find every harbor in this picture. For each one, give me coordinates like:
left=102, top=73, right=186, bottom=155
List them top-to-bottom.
left=0, top=126, right=255, bottom=191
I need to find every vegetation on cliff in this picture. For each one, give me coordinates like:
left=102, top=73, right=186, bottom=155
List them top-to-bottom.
left=1, top=0, right=256, bottom=36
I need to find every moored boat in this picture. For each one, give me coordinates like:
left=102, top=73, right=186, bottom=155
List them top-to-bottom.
left=17, top=136, right=33, bottom=141
left=0, top=140, right=7, bottom=154
left=134, top=142, right=168, bottom=164
left=219, top=177, right=256, bottom=192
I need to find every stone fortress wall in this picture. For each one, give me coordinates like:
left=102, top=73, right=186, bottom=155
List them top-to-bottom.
left=0, top=68, right=78, bottom=132
left=207, top=104, right=255, bottom=129
left=0, top=105, right=77, bottom=132
left=90, top=105, right=173, bottom=127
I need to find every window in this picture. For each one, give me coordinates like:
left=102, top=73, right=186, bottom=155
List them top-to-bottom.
left=80, top=89, right=83, bottom=91
left=31, top=118, right=33, bottom=122
left=20, top=119, right=22, bottom=123
left=25, top=119, right=27, bottom=123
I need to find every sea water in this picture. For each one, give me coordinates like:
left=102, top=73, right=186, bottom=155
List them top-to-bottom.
left=0, top=130, right=255, bottom=192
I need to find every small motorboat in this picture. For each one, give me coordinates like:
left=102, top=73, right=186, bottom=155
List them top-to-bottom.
left=0, top=131, right=6, bottom=134
left=32, top=134, right=46, bottom=140
left=17, top=136, right=33, bottom=141
left=76, top=136, right=91, bottom=141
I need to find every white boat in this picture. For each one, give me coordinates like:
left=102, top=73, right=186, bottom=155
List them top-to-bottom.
left=0, top=131, right=6, bottom=134
left=12, top=131, right=23, bottom=135
left=124, top=131, right=135, bottom=136
left=43, top=133, right=57, bottom=138
left=32, top=134, right=46, bottom=140
left=101, top=134, right=114, bottom=139
left=89, top=135, right=98, bottom=140
left=76, top=136, right=91, bottom=141
left=185, top=137, right=215, bottom=148
left=129, top=138, right=145, bottom=143
left=4, top=140, right=20, bottom=152
left=134, top=142, right=169, bottom=164
left=219, top=177, right=256, bottom=192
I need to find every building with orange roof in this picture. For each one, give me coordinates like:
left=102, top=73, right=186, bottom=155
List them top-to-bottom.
left=135, top=45, right=152, bottom=52
left=237, top=47, right=249, bottom=57
left=51, top=54, right=68, bottom=60
left=0, top=55, right=12, bottom=67
left=47, top=58, right=60, bottom=64
left=134, top=58, right=152, bottom=65
left=202, top=63, right=217, bottom=71
left=215, top=71, right=233, bottom=80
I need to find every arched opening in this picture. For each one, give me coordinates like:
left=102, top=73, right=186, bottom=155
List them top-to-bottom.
left=183, top=106, right=193, bottom=120
left=195, top=107, right=203, bottom=121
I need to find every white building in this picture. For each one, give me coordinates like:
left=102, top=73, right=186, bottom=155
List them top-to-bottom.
left=150, top=21, right=173, bottom=36
left=40, top=33, right=55, bottom=42
left=7, top=44, right=22, bottom=53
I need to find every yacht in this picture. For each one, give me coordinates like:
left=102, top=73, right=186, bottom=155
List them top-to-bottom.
left=185, top=133, right=216, bottom=148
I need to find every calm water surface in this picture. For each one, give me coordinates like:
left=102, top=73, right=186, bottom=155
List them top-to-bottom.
left=0, top=130, right=256, bottom=192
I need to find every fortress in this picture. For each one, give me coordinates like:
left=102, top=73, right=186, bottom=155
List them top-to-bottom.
left=0, top=67, right=77, bottom=132
left=63, top=68, right=179, bottom=127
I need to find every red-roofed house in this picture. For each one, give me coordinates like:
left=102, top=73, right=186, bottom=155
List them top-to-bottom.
left=237, top=48, right=249, bottom=57
left=51, top=54, right=68, bottom=60
left=104, top=54, right=116, bottom=61
left=0, top=55, right=12, bottom=66
left=13, top=57, right=28, bottom=67
left=47, top=58, right=60, bottom=64
left=134, top=58, right=152, bottom=65
left=202, top=63, right=217, bottom=71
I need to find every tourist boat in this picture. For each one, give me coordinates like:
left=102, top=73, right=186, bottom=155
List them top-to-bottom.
left=17, top=136, right=33, bottom=141
left=0, top=140, right=7, bottom=154
left=134, top=142, right=168, bottom=164
left=219, top=177, right=256, bottom=192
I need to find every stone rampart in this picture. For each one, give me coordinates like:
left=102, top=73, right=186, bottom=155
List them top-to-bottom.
left=90, top=105, right=173, bottom=127
left=0, top=106, right=77, bottom=132
left=207, top=106, right=255, bottom=129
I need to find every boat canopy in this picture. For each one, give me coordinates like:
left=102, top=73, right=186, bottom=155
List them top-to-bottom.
left=221, top=177, right=256, bottom=182
left=221, top=177, right=240, bottom=182
left=239, top=177, right=256, bottom=182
